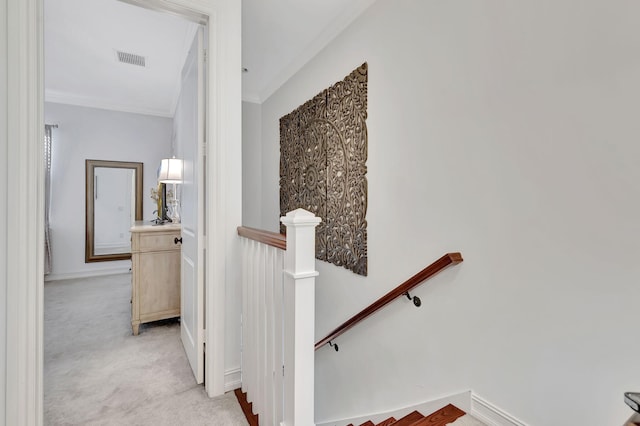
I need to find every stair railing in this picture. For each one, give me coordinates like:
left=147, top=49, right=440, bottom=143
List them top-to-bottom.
left=237, top=208, right=321, bottom=426
left=315, top=252, right=463, bottom=351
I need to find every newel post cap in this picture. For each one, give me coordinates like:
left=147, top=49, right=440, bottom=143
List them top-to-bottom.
left=280, top=208, right=322, bottom=226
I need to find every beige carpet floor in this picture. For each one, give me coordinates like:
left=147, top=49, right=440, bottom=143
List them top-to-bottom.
left=44, top=273, right=248, bottom=426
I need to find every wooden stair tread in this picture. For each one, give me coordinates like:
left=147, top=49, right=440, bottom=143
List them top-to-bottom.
left=233, top=388, right=259, bottom=426
left=235, top=390, right=464, bottom=426
left=408, top=404, right=466, bottom=426
left=390, top=410, right=425, bottom=426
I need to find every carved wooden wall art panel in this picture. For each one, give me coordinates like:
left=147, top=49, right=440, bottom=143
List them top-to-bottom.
left=280, top=63, right=368, bottom=276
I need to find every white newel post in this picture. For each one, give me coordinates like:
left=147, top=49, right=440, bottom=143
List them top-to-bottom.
left=281, top=209, right=321, bottom=426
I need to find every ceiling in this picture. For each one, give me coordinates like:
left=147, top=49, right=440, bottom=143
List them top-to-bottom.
left=44, top=0, right=377, bottom=116
left=45, top=0, right=198, bottom=117
left=241, top=0, right=376, bottom=103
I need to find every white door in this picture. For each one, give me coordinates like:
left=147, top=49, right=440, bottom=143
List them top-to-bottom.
left=179, top=27, right=205, bottom=384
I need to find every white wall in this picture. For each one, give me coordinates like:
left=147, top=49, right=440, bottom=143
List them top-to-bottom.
left=0, top=0, right=7, bottom=421
left=258, top=1, right=640, bottom=424
left=242, top=101, right=262, bottom=227
left=44, top=102, right=173, bottom=279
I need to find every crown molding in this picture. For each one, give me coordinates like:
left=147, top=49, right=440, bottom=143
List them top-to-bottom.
left=258, top=0, right=377, bottom=103
left=45, top=89, right=174, bottom=118
left=241, top=92, right=262, bottom=104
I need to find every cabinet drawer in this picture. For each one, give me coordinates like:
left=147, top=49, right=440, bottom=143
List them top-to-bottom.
left=133, top=232, right=181, bottom=252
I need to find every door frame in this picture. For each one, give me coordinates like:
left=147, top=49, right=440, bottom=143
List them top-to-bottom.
left=4, top=0, right=242, bottom=423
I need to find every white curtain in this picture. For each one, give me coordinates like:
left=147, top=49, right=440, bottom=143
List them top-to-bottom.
left=44, top=124, right=56, bottom=274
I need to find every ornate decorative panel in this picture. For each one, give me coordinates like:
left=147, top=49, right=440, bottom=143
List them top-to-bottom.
left=280, top=63, right=368, bottom=276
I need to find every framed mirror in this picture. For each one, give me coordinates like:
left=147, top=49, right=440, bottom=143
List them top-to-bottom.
left=85, top=160, right=143, bottom=263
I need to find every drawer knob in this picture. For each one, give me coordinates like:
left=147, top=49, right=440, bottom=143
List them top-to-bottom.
left=174, top=237, right=182, bottom=245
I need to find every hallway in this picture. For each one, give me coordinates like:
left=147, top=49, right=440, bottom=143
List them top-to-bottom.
left=44, top=274, right=247, bottom=426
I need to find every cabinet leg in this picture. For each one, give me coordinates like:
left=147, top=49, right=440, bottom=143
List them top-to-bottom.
left=132, top=322, right=140, bottom=336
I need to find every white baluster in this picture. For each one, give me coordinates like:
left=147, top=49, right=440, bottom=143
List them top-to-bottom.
left=241, top=238, right=248, bottom=395
left=247, top=239, right=257, bottom=403
left=256, top=242, right=266, bottom=417
left=264, top=245, right=275, bottom=426
left=274, top=248, right=285, bottom=425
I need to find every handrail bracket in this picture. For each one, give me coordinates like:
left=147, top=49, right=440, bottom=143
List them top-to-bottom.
left=404, top=291, right=421, bottom=307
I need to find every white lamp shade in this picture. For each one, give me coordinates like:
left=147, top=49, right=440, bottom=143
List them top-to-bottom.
left=158, top=158, right=183, bottom=183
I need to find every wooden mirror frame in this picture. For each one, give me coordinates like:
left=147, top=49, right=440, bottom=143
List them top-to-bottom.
left=85, top=159, right=143, bottom=263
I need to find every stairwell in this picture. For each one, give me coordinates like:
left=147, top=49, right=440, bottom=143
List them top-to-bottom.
left=237, top=220, right=473, bottom=426
left=235, top=390, right=485, bottom=426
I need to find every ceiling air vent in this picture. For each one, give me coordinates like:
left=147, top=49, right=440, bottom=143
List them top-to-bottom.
left=116, top=51, right=146, bottom=67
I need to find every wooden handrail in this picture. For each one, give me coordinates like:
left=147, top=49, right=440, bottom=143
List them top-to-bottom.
left=237, top=226, right=287, bottom=250
left=315, top=252, right=463, bottom=350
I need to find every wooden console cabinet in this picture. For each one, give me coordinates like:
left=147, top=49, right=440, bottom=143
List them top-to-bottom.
left=130, top=222, right=181, bottom=335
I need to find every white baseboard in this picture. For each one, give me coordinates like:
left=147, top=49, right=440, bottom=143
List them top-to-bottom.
left=44, top=267, right=131, bottom=281
left=224, top=367, right=242, bottom=392
left=316, top=391, right=471, bottom=426
left=471, top=394, right=527, bottom=426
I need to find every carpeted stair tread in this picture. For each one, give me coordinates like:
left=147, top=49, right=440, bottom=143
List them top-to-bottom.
left=408, top=404, right=465, bottom=426
left=390, top=410, right=425, bottom=425
left=376, top=417, right=397, bottom=426
left=359, top=421, right=375, bottom=426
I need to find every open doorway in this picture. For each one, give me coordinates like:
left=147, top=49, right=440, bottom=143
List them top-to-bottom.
left=5, top=0, right=240, bottom=421
left=43, top=0, right=209, bottom=422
